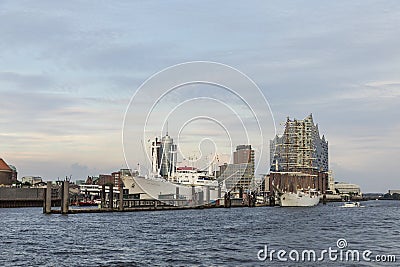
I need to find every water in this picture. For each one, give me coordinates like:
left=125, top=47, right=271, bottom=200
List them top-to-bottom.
left=0, top=201, right=399, bottom=266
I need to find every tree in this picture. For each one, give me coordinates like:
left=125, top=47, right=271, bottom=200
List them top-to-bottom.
left=22, top=181, right=32, bottom=187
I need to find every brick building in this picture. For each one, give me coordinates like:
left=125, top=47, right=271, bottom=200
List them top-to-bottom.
left=0, top=158, right=17, bottom=185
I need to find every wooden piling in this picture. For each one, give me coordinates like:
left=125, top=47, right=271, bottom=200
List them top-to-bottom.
left=43, top=181, right=52, bottom=214
left=61, top=181, right=69, bottom=214
left=118, top=182, right=124, bottom=211
left=101, top=185, right=106, bottom=208
left=109, top=185, right=114, bottom=210
left=191, top=186, right=196, bottom=206
left=175, top=187, right=179, bottom=206
left=206, top=187, right=210, bottom=204
left=42, top=190, right=46, bottom=213
left=198, top=191, right=204, bottom=206
left=224, top=192, right=231, bottom=208
left=269, top=196, right=275, bottom=206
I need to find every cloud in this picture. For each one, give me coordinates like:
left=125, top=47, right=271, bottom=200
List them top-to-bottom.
left=0, top=9, right=72, bottom=49
left=0, top=72, right=54, bottom=91
left=349, top=81, right=400, bottom=99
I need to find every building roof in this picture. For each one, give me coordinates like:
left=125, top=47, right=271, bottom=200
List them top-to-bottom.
left=0, top=158, right=12, bottom=172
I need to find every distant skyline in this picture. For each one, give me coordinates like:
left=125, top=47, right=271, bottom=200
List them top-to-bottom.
left=1, top=1, right=399, bottom=192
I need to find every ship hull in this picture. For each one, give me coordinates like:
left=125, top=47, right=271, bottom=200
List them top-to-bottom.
left=122, top=176, right=220, bottom=205
left=279, top=192, right=320, bottom=207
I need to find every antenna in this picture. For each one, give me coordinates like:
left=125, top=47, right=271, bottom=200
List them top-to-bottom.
left=166, top=121, right=169, bottom=136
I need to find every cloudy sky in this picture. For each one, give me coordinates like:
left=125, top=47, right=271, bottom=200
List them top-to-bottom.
left=0, top=1, right=399, bottom=192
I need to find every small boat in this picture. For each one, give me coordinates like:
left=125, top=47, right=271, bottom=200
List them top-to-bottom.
left=71, top=200, right=97, bottom=206
left=78, top=200, right=97, bottom=206
left=341, top=201, right=361, bottom=208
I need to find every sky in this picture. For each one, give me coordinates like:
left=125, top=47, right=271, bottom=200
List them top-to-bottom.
left=0, top=0, right=399, bottom=192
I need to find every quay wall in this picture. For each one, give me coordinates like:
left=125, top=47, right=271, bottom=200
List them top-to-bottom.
left=0, top=187, right=45, bottom=200
left=0, top=188, right=60, bottom=208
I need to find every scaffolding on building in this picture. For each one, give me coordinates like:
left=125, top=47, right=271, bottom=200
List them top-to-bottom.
left=270, top=115, right=328, bottom=194
left=275, top=117, right=316, bottom=172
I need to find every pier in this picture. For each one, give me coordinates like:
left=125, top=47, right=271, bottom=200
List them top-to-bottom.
left=42, top=181, right=263, bottom=214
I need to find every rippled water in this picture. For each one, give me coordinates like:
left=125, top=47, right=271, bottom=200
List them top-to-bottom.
left=0, top=201, right=399, bottom=266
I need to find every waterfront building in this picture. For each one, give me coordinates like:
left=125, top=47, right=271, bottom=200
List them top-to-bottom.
left=269, top=114, right=329, bottom=195
left=270, top=114, right=328, bottom=172
left=152, top=133, right=177, bottom=178
left=217, top=145, right=255, bottom=190
left=234, top=145, right=254, bottom=165
left=0, top=158, right=17, bottom=185
left=0, top=158, right=12, bottom=185
left=8, top=165, right=18, bottom=182
left=78, top=169, right=133, bottom=199
left=85, top=169, right=133, bottom=187
left=113, top=169, right=133, bottom=188
left=327, top=170, right=335, bottom=191
left=112, top=172, right=120, bottom=187
left=98, top=174, right=114, bottom=185
left=259, top=174, right=270, bottom=192
left=21, top=176, right=42, bottom=186
left=85, top=176, right=94, bottom=185
left=334, top=182, right=362, bottom=196
left=78, top=184, right=120, bottom=199
left=388, top=189, right=400, bottom=195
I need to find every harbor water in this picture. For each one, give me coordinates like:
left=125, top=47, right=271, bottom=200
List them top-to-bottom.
left=0, top=201, right=399, bottom=266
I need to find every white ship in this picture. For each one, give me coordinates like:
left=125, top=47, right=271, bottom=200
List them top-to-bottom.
left=121, top=134, right=222, bottom=206
left=121, top=173, right=220, bottom=206
left=279, top=189, right=320, bottom=207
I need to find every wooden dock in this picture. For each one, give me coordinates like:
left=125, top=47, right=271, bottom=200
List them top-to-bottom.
left=44, top=181, right=263, bottom=214
left=49, top=204, right=228, bottom=214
